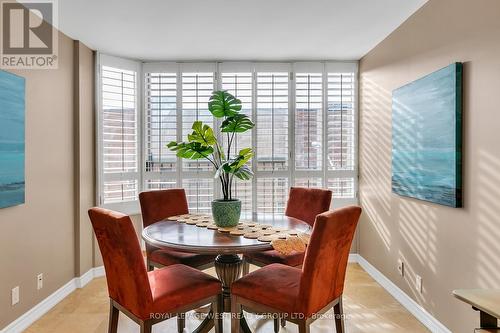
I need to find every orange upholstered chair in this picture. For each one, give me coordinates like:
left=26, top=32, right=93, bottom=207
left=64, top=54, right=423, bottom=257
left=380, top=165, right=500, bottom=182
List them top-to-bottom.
left=242, top=187, right=332, bottom=273
left=139, top=189, right=215, bottom=271
left=231, top=206, right=361, bottom=333
left=89, top=207, right=222, bottom=333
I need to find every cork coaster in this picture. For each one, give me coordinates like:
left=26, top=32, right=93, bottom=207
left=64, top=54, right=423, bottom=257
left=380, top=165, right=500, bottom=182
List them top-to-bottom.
left=185, top=219, right=198, bottom=225
left=196, top=222, right=210, bottom=227
left=244, top=222, right=257, bottom=227
left=207, top=224, right=219, bottom=230
left=255, top=224, right=272, bottom=230
left=218, top=227, right=236, bottom=233
left=261, top=229, right=276, bottom=236
left=230, top=230, right=246, bottom=236
left=287, top=230, right=299, bottom=236
left=243, top=231, right=263, bottom=239
left=274, top=232, right=289, bottom=239
left=257, top=234, right=279, bottom=242
left=288, top=236, right=306, bottom=252
left=271, top=239, right=293, bottom=255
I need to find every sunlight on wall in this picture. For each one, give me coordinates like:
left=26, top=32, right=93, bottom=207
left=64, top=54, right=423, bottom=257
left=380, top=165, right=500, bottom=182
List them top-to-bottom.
left=359, top=75, right=394, bottom=251
left=476, top=149, right=500, bottom=288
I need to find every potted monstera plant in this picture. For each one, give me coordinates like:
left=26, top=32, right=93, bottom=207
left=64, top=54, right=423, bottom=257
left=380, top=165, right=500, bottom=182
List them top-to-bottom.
left=167, top=91, right=255, bottom=227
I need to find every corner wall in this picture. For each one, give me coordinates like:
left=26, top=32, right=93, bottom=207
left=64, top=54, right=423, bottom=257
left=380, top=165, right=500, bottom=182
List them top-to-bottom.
left=358, top=0, right=500, bottom=331
left=0, top=33, right=95, bottom=329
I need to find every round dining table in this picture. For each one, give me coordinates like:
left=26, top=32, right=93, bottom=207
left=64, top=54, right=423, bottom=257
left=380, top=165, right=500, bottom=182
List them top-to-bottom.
left=142, top=215, right=310, bottom=333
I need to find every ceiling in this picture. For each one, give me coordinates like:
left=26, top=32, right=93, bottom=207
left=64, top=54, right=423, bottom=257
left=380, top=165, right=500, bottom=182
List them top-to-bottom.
left=58, top=0, right=427, bottom=62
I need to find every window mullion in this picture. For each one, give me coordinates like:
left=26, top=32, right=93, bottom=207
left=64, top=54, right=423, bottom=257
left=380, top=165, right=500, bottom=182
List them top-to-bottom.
left=322, top=63, right=328, bottom=189
left=176, top=65, right=183, bottom=188
left=214, top=65, right=222, bottom=200
left=289, top=67, right=296, bottom=189
left=251, top=69, right=258, bottom=220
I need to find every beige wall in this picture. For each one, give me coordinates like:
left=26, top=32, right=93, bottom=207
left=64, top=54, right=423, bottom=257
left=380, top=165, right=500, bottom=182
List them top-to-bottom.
left=358, top=0, right=500, bottom=332
left=0, top=33, right=95, bottom=328
left=74, top=41, right=96, bottom=275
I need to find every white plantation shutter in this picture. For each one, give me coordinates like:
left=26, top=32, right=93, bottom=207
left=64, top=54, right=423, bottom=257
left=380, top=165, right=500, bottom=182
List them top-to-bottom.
left=97, top=54, right=141, bottom=212
left=97, top=60, right=358, bottom=215
left=326, top=65, right=358, bottom=206
left=254, top=66, right=291, bottom=219
left=181, top=67, right=216, bottom=211
left=143, top=70, right=178, bottom=191
left=181, top=71, right=215, bottom=172
left=221, top=71, right=253, bottom=218
left=256, top=71, right=290, bottom=172
left=295, top=72, right=323, bottom=171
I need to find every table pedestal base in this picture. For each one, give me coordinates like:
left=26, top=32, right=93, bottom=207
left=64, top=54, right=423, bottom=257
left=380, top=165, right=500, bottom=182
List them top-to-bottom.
left=193, top=254, right=251, bottom=333
left=215, top=254, right=242, bottom=312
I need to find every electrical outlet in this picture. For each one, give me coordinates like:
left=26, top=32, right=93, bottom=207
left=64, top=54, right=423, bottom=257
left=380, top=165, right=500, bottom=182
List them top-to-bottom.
left=397, top=259, right=404, bottom=277
left=37, top=273, right=43, bottom=290
left=415, top=275, right=423, bottom=293
left=12, top=286, right=19, bottom=305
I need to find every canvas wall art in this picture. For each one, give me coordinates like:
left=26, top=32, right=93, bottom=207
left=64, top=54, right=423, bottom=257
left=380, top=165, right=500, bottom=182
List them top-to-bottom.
left=392, top=63, right=462, bottom=208
left=0, top=70, right=25, bottom=209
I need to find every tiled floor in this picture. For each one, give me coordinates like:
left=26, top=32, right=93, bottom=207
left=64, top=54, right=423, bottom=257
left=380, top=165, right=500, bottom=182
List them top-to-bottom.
left=25, top=264, right=429, bottom=332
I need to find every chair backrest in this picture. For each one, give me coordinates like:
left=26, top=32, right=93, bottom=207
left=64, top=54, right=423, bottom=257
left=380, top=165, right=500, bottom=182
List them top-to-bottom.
left=285, top=187, right=332, bottom=226
left=139, top=189, right=189, bottom=228
left=297, top=206, right=361, bottom=316
left=88, top=207, right=152, bottom=319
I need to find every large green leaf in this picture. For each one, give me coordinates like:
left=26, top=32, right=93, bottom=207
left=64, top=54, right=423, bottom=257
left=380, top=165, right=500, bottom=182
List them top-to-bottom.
left=208, top=90, right=242, bottom=118
left=221, top=114, right=255, bottom=133
left=187, top=121, right=216, bottom=146
left=167, top=141, right=214, bottom=160
left=214, top=148, right=254, bottom=178
left=232, top=148, right=253, bottom=168
left=232, top=165, right=253, bottom=180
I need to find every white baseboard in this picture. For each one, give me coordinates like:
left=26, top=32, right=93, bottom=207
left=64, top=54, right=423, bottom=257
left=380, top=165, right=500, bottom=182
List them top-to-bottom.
left=351, top=254, right=451, bottom=333
left=1, top=266, right=105, bottom=333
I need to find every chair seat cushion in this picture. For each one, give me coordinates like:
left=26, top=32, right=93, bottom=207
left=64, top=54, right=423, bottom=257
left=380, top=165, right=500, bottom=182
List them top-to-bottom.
left=149, top=248, right=215, bottom=268
left=244, top=249, right=305, bottom=267
left=231, top=263, right=301, bottom=314
left=149, top=264, right=221, bottom=317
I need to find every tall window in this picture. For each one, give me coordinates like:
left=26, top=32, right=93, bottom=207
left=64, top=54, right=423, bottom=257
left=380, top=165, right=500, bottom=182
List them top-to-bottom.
left=97, top=55, right=140, bottom=211
left=97, top=59, right=357, bottom=214
left=144, top=71, right=177, bottom=192
left=221, top=72, right=253, bottom=218
left=327, top=72, right=356, bottom=201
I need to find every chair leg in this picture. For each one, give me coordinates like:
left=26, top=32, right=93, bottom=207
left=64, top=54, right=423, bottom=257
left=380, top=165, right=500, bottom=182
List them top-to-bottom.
left=146, top=259, right=154, bottom=271
left=242, top=260, right=250, bottom=276
left=213, top=294, right=223, bottom=333
left=231, top=295, right=240, bottom=333
left=334, top=298, right=345, bottom=333
left=108, top=302, right=119, bottom=333
left=177, top=313, right=185, bottom=333
left=274, top=317, right=280, bottom=333
left=281, top=317, right=286, bottom=327
left=298, top=320, right=310, bottom=333
left=140, top=321, right=152, bottom=333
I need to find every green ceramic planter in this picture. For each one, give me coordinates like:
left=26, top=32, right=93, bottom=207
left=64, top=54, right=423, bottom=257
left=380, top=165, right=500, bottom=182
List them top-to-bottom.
left=211, top=199, right=241, bottom=227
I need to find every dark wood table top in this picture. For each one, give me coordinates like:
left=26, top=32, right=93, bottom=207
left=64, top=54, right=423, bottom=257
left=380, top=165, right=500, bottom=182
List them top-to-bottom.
left=142, top=216, right=310, bottom=255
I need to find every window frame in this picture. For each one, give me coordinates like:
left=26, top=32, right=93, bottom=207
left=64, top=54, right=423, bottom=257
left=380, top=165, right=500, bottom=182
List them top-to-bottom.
left=96, top=53, right=143, bottom=214
left=96, top=58, right=358, bottom=215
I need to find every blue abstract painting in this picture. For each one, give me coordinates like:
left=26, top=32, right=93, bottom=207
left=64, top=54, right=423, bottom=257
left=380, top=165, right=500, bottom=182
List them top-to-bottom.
left=392, top=63, right=462, bottom=208
left=0, top=70, right=25, bottom=209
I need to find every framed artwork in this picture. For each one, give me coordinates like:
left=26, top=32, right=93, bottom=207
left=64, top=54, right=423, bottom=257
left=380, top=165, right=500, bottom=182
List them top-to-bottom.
left=392, top=63, right=462, bottom=208
left=0, top=70, right=25, bottom=209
